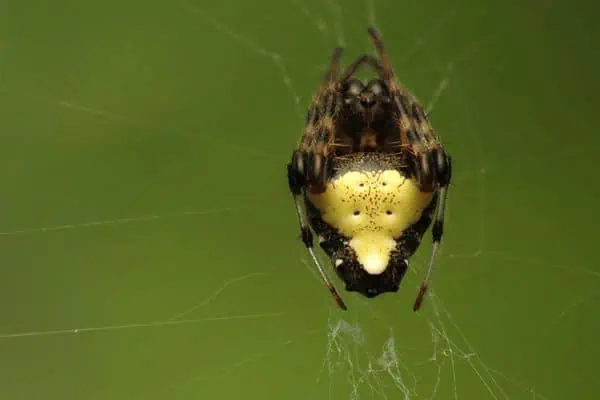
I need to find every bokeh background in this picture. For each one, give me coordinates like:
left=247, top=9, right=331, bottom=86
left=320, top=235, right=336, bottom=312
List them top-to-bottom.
left=1, top=0, right=598, bottom=399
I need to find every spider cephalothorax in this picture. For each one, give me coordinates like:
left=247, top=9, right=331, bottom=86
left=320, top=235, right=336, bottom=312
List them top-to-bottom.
left=287, top=28, right=452, bottom=311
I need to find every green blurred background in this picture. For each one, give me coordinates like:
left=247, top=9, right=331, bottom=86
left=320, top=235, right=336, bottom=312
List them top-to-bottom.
left=1, top=0, right=598, bottom=399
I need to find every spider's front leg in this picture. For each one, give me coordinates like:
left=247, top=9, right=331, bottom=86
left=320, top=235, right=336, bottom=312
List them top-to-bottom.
left=290, top=46, right=344, bottom=194
left=292, top=89, right=340, bottom=193
left=404, top=103, right=452, bottom=192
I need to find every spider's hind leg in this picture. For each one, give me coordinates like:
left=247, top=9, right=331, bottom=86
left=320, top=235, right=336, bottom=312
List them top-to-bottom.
left=412, top=153, right=452, bottom=311
left=286, top=159, right=347, bottom=310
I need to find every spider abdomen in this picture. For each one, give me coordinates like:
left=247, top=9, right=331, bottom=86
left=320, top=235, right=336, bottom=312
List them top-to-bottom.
left=306, top=153, right=434, bottom=276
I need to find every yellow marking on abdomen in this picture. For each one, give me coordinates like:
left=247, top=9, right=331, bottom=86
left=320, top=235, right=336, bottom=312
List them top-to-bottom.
left=307, top=169, right=433, bottom=274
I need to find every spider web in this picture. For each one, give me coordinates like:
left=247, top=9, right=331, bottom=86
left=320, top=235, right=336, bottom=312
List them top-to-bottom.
left=0, top=1, right=598, bottom=399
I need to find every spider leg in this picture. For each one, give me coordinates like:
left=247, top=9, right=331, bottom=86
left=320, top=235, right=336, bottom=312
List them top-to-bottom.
left=368, top=26, right=453, bottom=311
left=367, top=27, right=395, bottom=81
left=367, top=27, right=438, bottom=152
left=287, top=47, right=347, bottom=310
left=323, top=47, right=343, bottom=82
left=297, top=48, right=343, bottom=192
left=339, top=54, right=384, bottom=82
left=401, top=136, right=451, bottom=311
left=413, top=156, right=452, bottom=311
left=287, top=160, right=347, bottom=310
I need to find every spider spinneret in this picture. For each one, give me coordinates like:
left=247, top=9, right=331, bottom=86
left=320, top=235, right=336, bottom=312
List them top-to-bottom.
left=287, top=28, right=452, bottom=311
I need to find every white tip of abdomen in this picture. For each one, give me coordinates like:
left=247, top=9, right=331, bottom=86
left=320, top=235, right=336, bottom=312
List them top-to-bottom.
left=349, top=235, right=396, bottom=275
left=362, top=253, right=388, bottom=274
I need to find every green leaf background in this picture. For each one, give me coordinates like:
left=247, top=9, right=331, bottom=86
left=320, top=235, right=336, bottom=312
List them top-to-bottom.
left=1, top=0, right=598, bottom=399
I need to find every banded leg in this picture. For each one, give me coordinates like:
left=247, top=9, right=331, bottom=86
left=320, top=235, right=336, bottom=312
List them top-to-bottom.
left=367, top=26, right=453, bottom=311
left=367, top=27, right=395, bottom=82
left=367, top=27, right=440, bottom=156
left=288, top=47, right=348, bottom=310
left=297, top=48, right=343, bottom=192
left=338, top=54, right=384, bottom=82
left=413, top=155, right=452, bottom=311
left=287, top=161, right=347, bottom=310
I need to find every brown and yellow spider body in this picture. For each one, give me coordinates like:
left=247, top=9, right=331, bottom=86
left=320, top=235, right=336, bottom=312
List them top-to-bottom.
left=287, top=28, right=452, bottom=311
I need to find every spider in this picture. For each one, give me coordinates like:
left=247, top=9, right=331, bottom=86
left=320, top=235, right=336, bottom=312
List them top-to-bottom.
left=287, top=27, right=452, bottom=312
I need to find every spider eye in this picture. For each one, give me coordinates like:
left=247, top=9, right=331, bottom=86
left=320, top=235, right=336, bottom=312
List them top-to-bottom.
left=344, top=79, right=364, bottom=97
left=366, top=79, right=387, bottom=96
